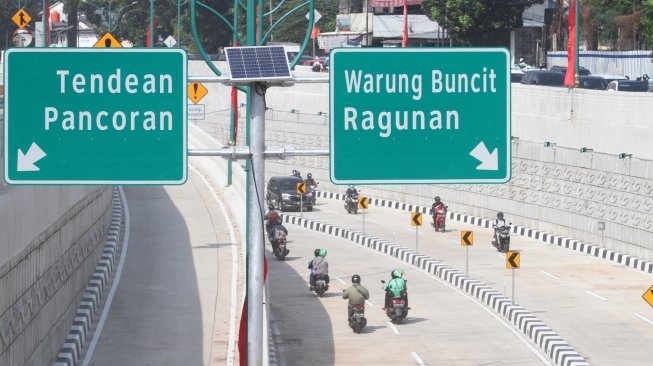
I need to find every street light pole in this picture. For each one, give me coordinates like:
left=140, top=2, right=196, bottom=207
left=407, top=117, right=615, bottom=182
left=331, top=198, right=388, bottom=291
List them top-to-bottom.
left=149, top=0, right=155, bottom=47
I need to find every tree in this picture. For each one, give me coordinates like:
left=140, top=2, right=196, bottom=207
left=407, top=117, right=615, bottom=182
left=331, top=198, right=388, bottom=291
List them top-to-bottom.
left=264, top=0, right=338, bottom=45
left=421, top=0, right=545, bottom=46
left=0, top=1, right=42, bottom=50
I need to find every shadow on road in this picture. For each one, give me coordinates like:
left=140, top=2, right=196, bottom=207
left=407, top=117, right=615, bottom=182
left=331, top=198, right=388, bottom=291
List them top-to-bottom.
left=267, top=248, right=336, bottom=365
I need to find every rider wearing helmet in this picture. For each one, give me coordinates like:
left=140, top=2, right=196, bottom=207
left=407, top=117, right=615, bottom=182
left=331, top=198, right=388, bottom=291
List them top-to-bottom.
left=292, top=170, right=302, bottom=179
left=305, top=173, right=317, bottom=189
left=346, top=185, right=358, bottom=197
left=430, top=196, right=445, bottom=214
left=264, top=205, right=282, bottom=240
left=492, top=212, right=508, bottom=244
left=308, top=248, right=329, bottom=291
left=383, top=269, right=408, bottom=310
left=342, top=274, right=370, bottom=320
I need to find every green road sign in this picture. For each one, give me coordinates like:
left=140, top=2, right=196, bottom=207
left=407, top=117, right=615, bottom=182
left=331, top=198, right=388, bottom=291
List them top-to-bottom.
left=3, top=48, right=187, bottom=184
left=329, top=48, right=511, bottom=184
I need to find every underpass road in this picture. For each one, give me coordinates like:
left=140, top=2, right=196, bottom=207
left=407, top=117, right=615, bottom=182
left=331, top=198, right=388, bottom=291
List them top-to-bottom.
left=86, top=170, right=239, bottom=365
left=280, top=198, right=653, bottom=365
left=268, top=224, right=550, bottom=366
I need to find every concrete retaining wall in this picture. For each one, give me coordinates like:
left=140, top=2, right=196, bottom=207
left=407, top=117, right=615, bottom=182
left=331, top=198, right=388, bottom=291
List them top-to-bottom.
left=190, top=60, right=653, bottom=262
left=0, top=186, right=112, bottom=366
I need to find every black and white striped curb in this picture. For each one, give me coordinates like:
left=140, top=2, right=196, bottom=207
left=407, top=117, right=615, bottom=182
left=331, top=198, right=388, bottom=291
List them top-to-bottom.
left=54, top=187, right=124, bottom=366
left=316, top=191, right=653, bottom=275
left=281, top=213, right=589, bottom=366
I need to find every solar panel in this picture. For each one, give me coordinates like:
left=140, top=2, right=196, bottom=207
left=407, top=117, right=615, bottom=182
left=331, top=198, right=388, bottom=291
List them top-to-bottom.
left=225, top=46, right=292, bottom=82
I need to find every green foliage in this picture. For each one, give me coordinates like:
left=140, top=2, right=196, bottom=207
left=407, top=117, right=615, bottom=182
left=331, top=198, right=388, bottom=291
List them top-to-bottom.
left=0, top=0, right=44, bottom=50
left=265, top=0, right=338, bottom=45
left=421, top=0, right=544, bottom=46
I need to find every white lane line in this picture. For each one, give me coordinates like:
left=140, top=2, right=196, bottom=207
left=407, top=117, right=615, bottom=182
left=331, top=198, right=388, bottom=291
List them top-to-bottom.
left=192, top=165, right=240, bottom=366
left=82, top=187, right=131, bottom=366
left=405, top=228, right=417, bottom=233
left=346, top=237, right=554, bottom=366
left=450, top=240, right=459, bottom=244
left=496, top=253, right=505, bottom=259
left=541, top=271, right=560, bottom=280
left=586, top=290, right=608, bottom=301
left=365, top=300, right=374, bottom=307
left=634, top=313, right=653, bottom=326
left=387, top=321, right=400, bottom=335
left=410, top=351, right=426, bottom=366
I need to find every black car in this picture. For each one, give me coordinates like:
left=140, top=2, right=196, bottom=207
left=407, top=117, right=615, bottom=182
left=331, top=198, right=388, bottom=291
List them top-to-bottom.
left=549, top=65, right=591, bottom=75
left=520, top=70, right=565, bottom=86
left=579, top=75, right=608, bottom=90
left=266, top=176, right=314, bottom=211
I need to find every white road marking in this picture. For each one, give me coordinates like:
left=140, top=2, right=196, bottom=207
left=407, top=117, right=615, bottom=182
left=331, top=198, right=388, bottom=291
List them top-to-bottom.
left=192, top=165, right=240, bottom=366
left=82, top=187, right=131, bottom=366
left=406, top=228, right=417, bottom=233
left=346, top=236, right=555, bottom=366
left=450, top=240, right=459, bottom=244
left=541, top=271, right=560, bottom=280
left=337, top=278, right=347, bottom=285
left=586, top=290, right=608, bottom=301
left=365, top=300, right=374, bottom=307
left=634, top=313, right=653, bottom=326
left=387, top=321, right=400, bottom=334
left=410, top=351, right=426, bottom=366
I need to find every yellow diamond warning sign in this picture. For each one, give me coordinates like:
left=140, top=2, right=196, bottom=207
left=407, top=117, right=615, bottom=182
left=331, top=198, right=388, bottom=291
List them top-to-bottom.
left=12, top=9, right=32, bottom=29
left=94, top=32, right=122, bottom=48
left=188, top=82, right=208, bottom=104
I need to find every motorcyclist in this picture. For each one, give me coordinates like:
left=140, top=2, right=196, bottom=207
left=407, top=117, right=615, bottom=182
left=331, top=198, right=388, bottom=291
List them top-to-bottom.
left=292, top=170, right=302, bottom=179
left=305, top=173, right=317, bottom=189
left=346, top=185, right=358, bottom=197
left=430, top=196, right=446, bottom=215
left=264, top=205, right=281, bottom=240
left=265, top=206, right=287, bottom=253
left=492, top=212, right=509, bottom=244
left=308, top=248, right=329, bottom=291
left=383, top=269, right=408, bottom=311
left=342, top=274, right=370, bottom=320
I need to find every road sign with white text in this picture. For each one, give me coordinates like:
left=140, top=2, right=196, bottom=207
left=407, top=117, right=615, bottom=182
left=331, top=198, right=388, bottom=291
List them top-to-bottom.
left=4, top=48, right=187, bottom=184
left=330, top=48, right=511, bottom=184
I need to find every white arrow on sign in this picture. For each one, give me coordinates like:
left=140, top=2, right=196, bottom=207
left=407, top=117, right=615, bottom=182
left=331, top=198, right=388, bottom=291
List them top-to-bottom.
left=469, top=141, right=498, bottom=170
left=17, top=142, right=47, bottom=171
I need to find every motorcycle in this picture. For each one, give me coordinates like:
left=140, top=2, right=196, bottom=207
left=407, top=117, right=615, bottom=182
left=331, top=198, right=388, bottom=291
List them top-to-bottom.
left=345, top=194, right=359, bottom=214
left=430, top=204, right=447, bottom=232
left=493, top=224, right=511, bottom=253
left=269, top=225, right=289, bottom=260
left=314, top=274, right=328, bottom=298
left=382, top=280, right=408, bottom=324
left=348, top=304, right=367, bottom=334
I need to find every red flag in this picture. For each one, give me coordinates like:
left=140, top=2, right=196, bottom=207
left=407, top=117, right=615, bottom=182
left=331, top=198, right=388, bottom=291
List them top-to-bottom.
left=564, top=0, right=577, bottom=87
left=311, top=25, right=321, bottom=40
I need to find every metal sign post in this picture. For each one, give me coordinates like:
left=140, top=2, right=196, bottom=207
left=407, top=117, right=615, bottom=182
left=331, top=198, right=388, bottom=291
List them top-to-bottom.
left=411, top=212, right=422, bottom=254
left=461, top=231, right=473, bottom=276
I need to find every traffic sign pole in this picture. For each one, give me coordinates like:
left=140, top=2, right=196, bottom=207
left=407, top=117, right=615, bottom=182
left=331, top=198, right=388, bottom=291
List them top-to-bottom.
left=512, top=268, right=516, bottom=303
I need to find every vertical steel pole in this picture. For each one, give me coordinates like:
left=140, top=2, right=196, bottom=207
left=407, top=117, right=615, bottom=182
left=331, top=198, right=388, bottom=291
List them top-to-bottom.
left=42, top=0, right=46, bottom=46
left=149, top=0, right=155, bottom=47
left=177, top=0, right=181, bottom=47
left=246, top=0, right=263, bottom=362
left=574, top=0, right=580, bottom=87
left=247, top=89, right=265, bottom=366
left=415, top=226, right=418, bottom=254
left=512, top=269, right=515, bottom=303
